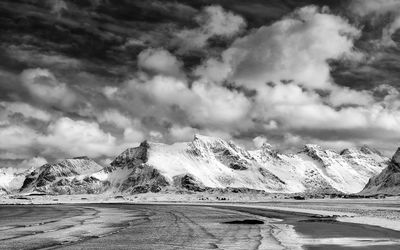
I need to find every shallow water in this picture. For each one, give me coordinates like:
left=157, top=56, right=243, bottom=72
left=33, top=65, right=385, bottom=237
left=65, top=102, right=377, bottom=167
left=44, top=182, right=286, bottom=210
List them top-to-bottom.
left=0, top=204, right=399, bottom=249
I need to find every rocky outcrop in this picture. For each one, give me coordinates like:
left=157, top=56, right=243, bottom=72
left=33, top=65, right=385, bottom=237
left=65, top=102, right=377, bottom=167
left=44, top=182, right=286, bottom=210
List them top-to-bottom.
left=110, top=141, right=150, bottom=168
left=361, top=148, right=400, bottom=195
left=119, top=164, right=169, bottom=193
left=173, top=174, right=206, bottom=192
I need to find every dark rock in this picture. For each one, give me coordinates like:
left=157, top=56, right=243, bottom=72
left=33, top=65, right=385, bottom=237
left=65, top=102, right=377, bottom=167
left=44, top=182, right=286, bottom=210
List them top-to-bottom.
left=111, top=141, right=150, bottom=168
left=361, top=147, right=400, bottom=195
left=392, top=147, right=400, bottom=165
left=73, top=156, right=90, bottom=160
left=229, top=163, right=248, bottom=170
left=120, top=164, right=168, bottom=193
left=173, top=174, right=206, bottom=192
left=131, top=185, right=150, bottom=193
left=224, top=219, right=264, bottom=224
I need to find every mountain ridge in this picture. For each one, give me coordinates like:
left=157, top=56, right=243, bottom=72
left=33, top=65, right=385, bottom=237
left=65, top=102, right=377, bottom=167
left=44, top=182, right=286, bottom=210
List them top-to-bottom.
left=0, top=134, right=390, bottom=196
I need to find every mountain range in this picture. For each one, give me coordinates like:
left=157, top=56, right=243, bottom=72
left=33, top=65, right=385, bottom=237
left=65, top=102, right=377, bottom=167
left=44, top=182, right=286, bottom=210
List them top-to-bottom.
left=0, top=134, right=396, bottom=196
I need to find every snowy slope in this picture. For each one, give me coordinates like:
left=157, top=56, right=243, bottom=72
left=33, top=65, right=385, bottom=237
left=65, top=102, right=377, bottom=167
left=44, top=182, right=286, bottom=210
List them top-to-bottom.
left=97, top=135, right=387, bottom=194
left=93, top=136, right=287, bottom=193
left=20, top=157, right=104, bottom=194
left=0, top=168, right=33, bottom=194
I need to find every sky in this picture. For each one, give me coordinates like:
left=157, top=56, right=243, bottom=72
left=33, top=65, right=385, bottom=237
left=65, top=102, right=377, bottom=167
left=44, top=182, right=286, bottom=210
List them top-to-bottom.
left=1, top=0, right=400, bottom=169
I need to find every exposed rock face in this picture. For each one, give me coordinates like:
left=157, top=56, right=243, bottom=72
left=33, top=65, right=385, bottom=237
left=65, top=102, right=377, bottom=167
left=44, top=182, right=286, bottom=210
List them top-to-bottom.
left=110, top=141, right=149, bottom=168
left=98, top=142, right=168, bottom=193
left=361, top=148, right=400, bottom=195
left=392, top=148, right=400, bottom=165
left=118, top=164, right=169, bottom=194
left=173, top=174, right=206, bottom=192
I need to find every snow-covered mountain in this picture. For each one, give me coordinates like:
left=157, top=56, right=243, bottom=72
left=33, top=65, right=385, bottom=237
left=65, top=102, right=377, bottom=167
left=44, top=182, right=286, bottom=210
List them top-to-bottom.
left=14, top=135, right=389, bottom=195
left=249, top=142, right=387, bottom=193
left=360, top=148, right=400, bottom=195
left=20, top=156, right=104, bottom=194
left=0, top=167, right=34, bottom=194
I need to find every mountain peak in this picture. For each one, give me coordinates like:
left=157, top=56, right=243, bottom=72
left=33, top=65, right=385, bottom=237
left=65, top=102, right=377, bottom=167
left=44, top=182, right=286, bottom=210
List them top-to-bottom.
left=193, top=134, right=225, bottom=144
left=139, top=140, right=150, bottom=149
left=260, top=142, right=273, bottom=150
left=111, top=143, right=150, bottom=168
left=303, top=144, right=323, bottom=152
left=339, top=148, right=357, bottom=156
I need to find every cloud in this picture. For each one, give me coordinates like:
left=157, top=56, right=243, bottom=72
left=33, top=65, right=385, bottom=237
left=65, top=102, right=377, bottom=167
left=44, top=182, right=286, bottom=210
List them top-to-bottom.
left=49, top=0, right=68, bottom=17
left=350, top=0, right=400, bottom=46
left=2, top=1, right=400, bottom=162
left=176, top=5, right=246, bottom=51
left=197, top=6, right=360, bottom=89
left=7, top=45, right=81, bottom=69
left=137, top=48, right=185, bottom=79
left=20, top=68, right=76, bottom=108
left=123, top=75, right=252, bottom=129
left=102, top=86, right=118, bottom=99
left=327, top=87, right=374, bottom=107
left=0, top=101, right=52, bottom=122
left=97, top=109, right=132, bottom=129
left=38, top=117, right=117, bottom=158
left=169, top=124, right=199, bottom=142
left=0, top=125, right=38, bottom=159
left=123, top=126, right=145, bottom=143
left=253, top=136, right=268, bottom=148
left=15, top=157, right=47, bottom=170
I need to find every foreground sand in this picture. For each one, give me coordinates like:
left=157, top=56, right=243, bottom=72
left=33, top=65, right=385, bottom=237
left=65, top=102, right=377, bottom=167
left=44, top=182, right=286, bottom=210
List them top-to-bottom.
left=1, top=192, right=400, bottom=234
left=1, top=201, right=400, bottom=249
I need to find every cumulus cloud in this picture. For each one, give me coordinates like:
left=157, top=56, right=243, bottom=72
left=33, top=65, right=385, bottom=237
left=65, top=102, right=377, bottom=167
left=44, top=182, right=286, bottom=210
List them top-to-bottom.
left=176, top=5, right=246, bottom=50
left=197, top=6, right=360, bottom=89
left=137, top=48, right=186, bottom=79
left=20, top=68, right=76, bottom=108
left=123, top=75, right=252, bottom=129
left=327, top=87, right=374, bottom=107
left=0, top=101, right=52, bottom=122
left=97, top=109, right=132, bottom=129
left=38, top=117, right=117, bottom=158
left=0, top=125, right=38, bottom=159
left=169, top=125, right=199, bottom=142
left=123, top=127, right=145, bottom=143
left=16, top=156, right=47, bottom=170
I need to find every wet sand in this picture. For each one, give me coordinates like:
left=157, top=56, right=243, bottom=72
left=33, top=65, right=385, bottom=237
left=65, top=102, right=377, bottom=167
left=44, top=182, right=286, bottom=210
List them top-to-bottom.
left=1, top=204, right=400, bottom=249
